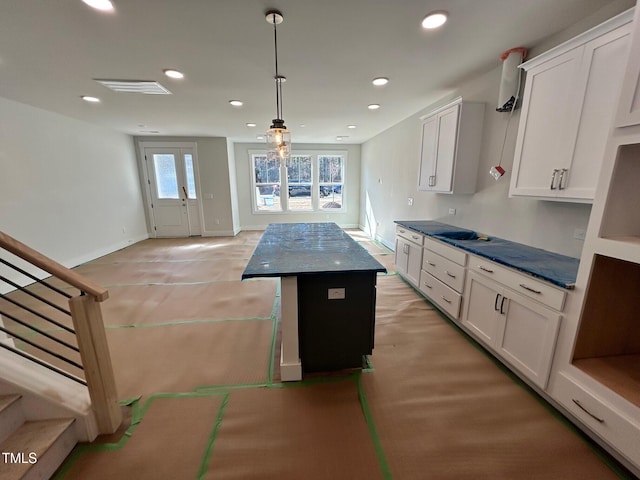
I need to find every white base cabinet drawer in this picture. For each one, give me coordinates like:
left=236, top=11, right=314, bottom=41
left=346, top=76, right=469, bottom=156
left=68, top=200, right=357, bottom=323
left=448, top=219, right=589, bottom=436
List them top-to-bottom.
left=396, top=226, right=424, bottom=246
left=424, top=237, right=468, bottom=266
left=422, top=249, right=466, bottom=292
left=468, top=255, right=566, bottom=311
left=419, top=270, right=462, bottom=319
left=553, top=371, right=640, bottom=468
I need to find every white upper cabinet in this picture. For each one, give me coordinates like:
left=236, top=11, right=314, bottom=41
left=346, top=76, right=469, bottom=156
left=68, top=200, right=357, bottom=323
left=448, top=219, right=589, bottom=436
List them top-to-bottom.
left=616, top=5, right=640, bottom=127
left=510, top=11, right=633, bottom=202
left=418, top=97, right=485, bottom=194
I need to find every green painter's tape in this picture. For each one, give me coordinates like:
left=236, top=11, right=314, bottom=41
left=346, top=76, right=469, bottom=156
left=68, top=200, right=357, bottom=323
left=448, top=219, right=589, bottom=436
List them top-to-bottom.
left=356, top=374, right=393, bottom=480
left=53, top=392, right=227, bottom=479
left=196, top=393, right=230, bottom=480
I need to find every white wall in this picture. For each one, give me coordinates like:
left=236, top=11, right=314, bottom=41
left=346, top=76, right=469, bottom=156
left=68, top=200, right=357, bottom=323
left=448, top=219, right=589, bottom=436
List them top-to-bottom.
left=360, top=4, right=633, bottom=259
left=0, top=97, right=148, bottom=284
left=233, top=142, right=361, bottom=230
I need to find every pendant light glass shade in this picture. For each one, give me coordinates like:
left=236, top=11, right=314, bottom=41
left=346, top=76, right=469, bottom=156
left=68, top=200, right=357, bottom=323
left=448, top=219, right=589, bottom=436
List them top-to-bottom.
left=265, top=10, right=291, bottom=159
left=266, top=124, right=291, bottom=159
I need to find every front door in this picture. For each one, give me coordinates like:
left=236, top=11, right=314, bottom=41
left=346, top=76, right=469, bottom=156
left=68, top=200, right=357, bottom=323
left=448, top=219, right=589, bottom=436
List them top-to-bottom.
left=144, top=147, right=201, bottom=237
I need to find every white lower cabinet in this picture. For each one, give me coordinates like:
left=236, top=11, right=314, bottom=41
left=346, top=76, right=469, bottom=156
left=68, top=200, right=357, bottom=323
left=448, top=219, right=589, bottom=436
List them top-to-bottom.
left=394, top=227, right=423, bottom=287
left=418, top=237, right=467, bottom=319
left=419, top=269, right=462, bottom=319
left=462, top=269, right=562, bottom=389
left=552, top=371, right=640, bottom=469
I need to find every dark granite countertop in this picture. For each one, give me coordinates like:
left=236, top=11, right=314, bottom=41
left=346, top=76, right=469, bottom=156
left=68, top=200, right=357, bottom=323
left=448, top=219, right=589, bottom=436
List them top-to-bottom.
left=395, top=220, right=579, bottom=289
left=242, top=222, right=387, bottom=279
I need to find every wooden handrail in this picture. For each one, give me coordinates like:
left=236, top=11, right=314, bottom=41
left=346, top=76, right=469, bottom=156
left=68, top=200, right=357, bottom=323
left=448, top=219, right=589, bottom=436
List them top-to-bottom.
left=0, top=230, right=108, bottom=302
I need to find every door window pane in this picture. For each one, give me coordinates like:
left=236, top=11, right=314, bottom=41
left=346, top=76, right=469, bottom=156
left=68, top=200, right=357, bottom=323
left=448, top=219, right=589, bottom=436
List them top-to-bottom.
left=153, top=154, right=179, bottom=199
left=184, top=154, right=197, bottom=198
left=319, top=155, right=344, bottom=209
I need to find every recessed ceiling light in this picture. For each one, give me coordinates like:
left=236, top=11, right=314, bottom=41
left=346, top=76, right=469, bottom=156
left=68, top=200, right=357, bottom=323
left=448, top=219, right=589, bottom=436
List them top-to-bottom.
left=81, top=0, right=114, bottom=11
left=422, top=11, right=448, bottom=29
left=163, top=69, right=184, bottom=79
left=372, top=77, right=389, bottom=86
left=81, top=95, right=100, bottom=103
left=229, top=100, right=243, bottom=107
left=368, top=104, right=381, bottom=110
left=246, top=123, right=257, bottom=127
left=299, top=124, right=306, bottom=128
left=347, top=125, right=357, bottom=129
left=336, top=136, right=343, bottom=141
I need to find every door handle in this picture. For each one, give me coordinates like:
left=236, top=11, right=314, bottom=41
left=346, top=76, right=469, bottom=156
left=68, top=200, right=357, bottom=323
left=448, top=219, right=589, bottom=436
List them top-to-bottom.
left=558, top=168, right=568, bottom=190
left=550, top=169, right=559, bottom=190
left=182, top=185, right=189, bottom=199
left=494, top=294, right=502, bottom=311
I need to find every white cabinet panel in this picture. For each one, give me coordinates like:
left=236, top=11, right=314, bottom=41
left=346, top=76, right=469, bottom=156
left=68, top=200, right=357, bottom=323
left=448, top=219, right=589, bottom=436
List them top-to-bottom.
left=616, top=4, right=640, bottom=127
left=510, top=12, right=632, bottom=202
left=510, top=49, right=582, bottom=197
left=418, top=98, right=484, bottom=194
left=395, top=231, right=423, bottom=287
left=462, top=270, right=561, bottom=389
left=462, top=272, right=502, bottom=347
left=496, top=290, right=561, bottom=389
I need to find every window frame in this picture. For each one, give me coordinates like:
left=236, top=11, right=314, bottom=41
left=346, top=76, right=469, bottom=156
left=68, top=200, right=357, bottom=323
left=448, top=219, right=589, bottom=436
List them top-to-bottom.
left=249, top=150, right=347, bottom=214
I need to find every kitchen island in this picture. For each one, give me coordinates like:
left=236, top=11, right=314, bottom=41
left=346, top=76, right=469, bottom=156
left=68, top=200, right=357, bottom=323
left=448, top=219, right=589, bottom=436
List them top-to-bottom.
left=242, top=222, right=386, bottom=381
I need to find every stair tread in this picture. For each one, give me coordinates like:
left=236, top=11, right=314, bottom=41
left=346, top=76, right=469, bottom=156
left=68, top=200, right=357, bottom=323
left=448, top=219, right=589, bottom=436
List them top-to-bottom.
left=0, top=394, right=21, bottom=414
left=0, top=418, right=74, bottom=452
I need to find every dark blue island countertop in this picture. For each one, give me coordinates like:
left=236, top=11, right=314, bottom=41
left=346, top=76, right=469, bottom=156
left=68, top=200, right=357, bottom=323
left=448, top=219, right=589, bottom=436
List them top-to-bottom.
left=395, top=220, right=579, bottom=289
left=242, top=222, right=387, bottom=279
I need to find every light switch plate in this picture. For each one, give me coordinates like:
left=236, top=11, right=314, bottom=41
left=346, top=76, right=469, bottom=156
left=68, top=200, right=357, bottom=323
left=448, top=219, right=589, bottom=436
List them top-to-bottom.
left=328, top=288, right=346, bottom=300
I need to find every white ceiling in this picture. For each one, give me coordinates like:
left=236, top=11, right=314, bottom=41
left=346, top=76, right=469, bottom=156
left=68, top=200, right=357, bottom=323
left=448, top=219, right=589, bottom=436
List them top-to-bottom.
left=0, top=0, right=633, bottom=144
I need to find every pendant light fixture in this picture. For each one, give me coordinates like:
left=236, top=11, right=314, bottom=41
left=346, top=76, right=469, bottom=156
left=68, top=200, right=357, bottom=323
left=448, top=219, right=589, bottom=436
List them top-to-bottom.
left=265, top=9, right=291, bottom=160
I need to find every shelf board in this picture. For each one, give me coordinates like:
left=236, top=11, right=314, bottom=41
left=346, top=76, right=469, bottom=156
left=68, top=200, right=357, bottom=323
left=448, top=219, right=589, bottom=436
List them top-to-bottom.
left=600, top=235, right=640, bottom=245
left=593, top=237, right=640, bottom=264
left=573, top=355, right=640, bottom=408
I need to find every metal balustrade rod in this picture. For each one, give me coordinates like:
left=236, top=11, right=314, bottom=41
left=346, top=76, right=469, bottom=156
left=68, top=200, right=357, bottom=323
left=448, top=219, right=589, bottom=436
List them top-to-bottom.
left=0, top=258, right=73, bottom=299
left=0, top=274, right=71, bottom=315
left=0, top=295, right=75, bottom=334
left=0, top=309, right=79, bottom=352
left=0, top=325, right=83, bottom=370
left=0, top=342, right=86, bottom=386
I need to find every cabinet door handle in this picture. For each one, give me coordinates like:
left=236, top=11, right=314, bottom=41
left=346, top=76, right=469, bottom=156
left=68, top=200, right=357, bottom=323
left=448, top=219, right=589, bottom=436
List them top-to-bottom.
left=558, top=168, right=568, bottom=190
left=550, top=169, right=560, bottom=190
left=429, top=175, right=436, bottom=187
left=399, top=229, right=406, bottom=233
left=411, top=235, right=420, bottom=240
left=428, top=261, right=436, bottom=267
left=479, top=265, right=494, bottom=273
left=445, top=270, right=456, bottom=278
left=423, top=282, right=432, bottom=289
left=519, top=283, right=541, bottom=294
left=494, top=293, right=502, bottom=311
left=441, top=295, right=452, bottom=304
left=500, top=296, right=507, bottom=314
left=572, top=399, right=605, bottom=423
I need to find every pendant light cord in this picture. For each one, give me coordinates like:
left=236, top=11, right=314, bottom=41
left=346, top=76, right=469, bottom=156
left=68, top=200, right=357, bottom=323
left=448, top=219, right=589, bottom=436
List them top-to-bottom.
left=272, top=13, right=282, bottom=121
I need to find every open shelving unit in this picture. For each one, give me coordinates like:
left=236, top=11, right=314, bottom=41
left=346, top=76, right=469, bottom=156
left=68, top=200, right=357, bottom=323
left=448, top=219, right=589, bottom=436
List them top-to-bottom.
left=572, top=254, right=640, bottom=408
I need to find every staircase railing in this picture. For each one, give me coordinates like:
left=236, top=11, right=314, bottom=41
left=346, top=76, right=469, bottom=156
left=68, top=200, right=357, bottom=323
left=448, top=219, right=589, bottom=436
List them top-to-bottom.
left=0, top=230, right=122, bottom=435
